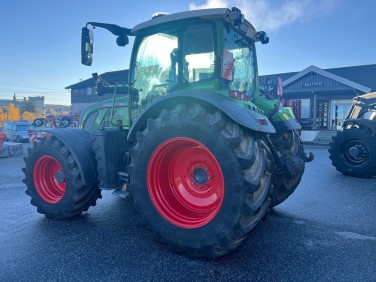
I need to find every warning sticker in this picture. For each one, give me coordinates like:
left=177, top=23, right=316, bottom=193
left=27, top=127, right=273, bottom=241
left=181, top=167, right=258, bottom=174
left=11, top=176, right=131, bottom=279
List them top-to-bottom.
left=221, top=50, right=234, bottom=81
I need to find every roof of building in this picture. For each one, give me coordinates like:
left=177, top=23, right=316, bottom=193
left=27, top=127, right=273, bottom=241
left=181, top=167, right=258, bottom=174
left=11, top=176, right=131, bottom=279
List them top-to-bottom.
left=260, top=64, right=376, bottom=92
left=283, top=65, right=371, bottom=93
left=66, top=69, right=129, bottom=89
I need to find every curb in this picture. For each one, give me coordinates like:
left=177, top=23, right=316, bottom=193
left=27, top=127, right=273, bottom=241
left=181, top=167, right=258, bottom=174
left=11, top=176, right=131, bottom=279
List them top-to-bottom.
left=302, top=141, right=330, bottom=146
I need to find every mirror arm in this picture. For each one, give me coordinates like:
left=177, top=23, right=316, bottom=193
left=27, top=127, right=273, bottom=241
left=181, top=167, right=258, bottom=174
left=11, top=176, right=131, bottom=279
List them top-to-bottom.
left=86, top=22, right=132, bottom=36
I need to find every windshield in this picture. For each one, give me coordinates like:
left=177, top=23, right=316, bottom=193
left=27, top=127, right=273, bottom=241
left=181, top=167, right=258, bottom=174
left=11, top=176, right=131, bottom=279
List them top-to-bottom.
left=224, top=26, right=256, bottom=96
left=16, top=125, right=34, bottom=131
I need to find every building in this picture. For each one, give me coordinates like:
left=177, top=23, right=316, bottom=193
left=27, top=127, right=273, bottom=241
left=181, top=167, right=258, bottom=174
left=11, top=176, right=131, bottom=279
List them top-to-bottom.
left=260, top=64, right=376, bottom=130
left=67, top=65, right=376, bottom=130
left=66, top=70, right=129, bottom=113
left=0, top=95, right=45, bottom=115
left=28, top=96, right=45, bottom=115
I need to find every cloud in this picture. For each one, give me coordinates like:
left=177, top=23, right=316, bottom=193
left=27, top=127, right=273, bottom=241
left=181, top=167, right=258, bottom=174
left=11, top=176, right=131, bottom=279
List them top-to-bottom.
left=189, top=0, right=336, bottom=31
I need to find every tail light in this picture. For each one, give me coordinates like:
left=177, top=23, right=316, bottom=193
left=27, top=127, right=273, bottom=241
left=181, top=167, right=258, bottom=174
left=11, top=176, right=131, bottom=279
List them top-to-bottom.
left=229, top=90, right=249, bottom=101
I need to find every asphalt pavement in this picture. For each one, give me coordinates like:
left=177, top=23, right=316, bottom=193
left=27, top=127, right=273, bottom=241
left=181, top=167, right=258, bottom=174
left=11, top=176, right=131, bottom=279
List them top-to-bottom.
left=0, top=144, right=375, bottom=281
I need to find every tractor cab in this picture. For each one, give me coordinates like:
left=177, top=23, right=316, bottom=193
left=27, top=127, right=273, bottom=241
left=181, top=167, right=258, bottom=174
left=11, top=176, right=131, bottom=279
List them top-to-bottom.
left=81, top=8, right=270, bottom=126
left=130, top=12, right=262, bottom=106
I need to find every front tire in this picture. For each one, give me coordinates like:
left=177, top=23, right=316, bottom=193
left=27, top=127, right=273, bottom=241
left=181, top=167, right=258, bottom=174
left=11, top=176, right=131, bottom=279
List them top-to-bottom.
left=127, top=103, right=273, bottom=258
left=329, top=126, right=376, bottom=177
left=270, top=130, right=305, bottom=207
left=23, top=136, right=101, bottom=219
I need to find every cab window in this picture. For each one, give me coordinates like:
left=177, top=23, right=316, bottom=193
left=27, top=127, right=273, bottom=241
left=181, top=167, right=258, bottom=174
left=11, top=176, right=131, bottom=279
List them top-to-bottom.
left=182, top=24, right=215, bottom=82
left=224, top=27, right=256, bottom=95
left=133, top=32, right=178, bottom=106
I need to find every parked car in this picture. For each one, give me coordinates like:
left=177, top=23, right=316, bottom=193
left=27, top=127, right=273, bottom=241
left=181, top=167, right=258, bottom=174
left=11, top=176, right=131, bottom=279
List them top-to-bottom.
left=3, top=120, right=35, bottom=142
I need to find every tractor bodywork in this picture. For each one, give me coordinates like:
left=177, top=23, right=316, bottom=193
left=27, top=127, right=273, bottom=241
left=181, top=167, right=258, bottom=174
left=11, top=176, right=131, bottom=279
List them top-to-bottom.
left=23, top=7, right=313, bottom=257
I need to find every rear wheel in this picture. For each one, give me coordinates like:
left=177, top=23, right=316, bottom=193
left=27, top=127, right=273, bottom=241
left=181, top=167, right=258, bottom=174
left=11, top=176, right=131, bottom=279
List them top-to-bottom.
left=127, top=103, right=273, bottom=258
left=61, top=117, right=71, bottom=128
left=33, top=118, right=46, bottom=127
left=329, top=126, right=376, bottom=177
left=271, top=130, right=305, bottom=207
left=23, top=136, right=101, bottom=218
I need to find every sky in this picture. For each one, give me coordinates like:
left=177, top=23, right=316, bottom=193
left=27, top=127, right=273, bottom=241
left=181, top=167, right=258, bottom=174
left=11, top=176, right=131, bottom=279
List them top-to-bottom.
left=0, top=0, right=375, bottom=105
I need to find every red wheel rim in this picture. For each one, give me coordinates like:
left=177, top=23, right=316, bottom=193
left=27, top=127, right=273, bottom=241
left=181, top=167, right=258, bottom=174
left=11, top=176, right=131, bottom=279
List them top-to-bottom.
left=147, top=137, right=224, bottom=228
left=33, top=156, right=66, bottom=203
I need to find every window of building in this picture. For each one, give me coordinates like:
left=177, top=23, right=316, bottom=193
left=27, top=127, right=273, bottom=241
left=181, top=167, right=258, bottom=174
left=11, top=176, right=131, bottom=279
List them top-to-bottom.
left=87, top=87, right=92, bottom=95
left=300, top=99, right=311, bottom=119
left=330, top=99, right=353, bottom=130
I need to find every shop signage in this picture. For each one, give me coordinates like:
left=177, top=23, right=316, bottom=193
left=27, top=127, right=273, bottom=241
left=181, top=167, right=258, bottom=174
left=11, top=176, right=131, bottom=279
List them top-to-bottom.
left=304, top=81, right=324, bottom=87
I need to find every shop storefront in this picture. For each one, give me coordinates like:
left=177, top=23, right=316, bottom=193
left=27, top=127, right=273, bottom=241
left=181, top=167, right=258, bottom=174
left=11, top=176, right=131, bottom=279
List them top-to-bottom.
left=260, top=64, right=375, bottom=130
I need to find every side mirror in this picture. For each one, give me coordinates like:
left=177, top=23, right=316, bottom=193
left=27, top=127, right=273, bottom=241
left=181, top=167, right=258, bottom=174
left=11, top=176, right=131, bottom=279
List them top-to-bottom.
left=81, top=27, right=94, bottom=66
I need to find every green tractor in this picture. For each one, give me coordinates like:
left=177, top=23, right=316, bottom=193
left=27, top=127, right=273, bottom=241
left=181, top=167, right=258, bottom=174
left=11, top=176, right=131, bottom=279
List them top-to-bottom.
left=23, top=7, right=313, bottom=258
left=329, top=92, right=376, bottom=177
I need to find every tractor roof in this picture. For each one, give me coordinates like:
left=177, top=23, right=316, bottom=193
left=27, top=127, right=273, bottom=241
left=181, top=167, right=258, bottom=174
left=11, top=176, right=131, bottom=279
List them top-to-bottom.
left=132, top=8, right=258, bottom=41
left=132, top=8, right=228, bottom=33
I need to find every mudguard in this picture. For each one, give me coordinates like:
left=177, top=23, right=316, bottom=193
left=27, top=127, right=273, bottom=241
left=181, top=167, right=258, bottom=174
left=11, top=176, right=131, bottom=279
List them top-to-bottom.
left=128, top=89, right=276, bottom=142
left=343, top=118, right=376, bottom=131
left=272, top=119, right=302, bottom=135
left=40, top=128, right=97, bottom=186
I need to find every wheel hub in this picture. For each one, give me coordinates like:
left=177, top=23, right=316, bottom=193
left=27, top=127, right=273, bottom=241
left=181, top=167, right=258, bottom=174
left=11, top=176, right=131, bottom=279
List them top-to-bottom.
left=147, top=137, right=224, bottom=228
left=342, top=139, right=368, bottom=166
left=348, top=146, right=360, bottom=158
left=33, top=155, right=66, bottom=203
left=193, top=167, right=208, bottom=185
left=55, top=170, right=65, bottom=184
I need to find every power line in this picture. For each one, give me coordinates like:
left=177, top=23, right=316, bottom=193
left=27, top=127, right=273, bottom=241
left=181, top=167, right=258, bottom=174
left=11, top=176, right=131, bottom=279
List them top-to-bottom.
left=0, top=82, right=68, bottom=92
left=0, top=91, right=69, bottom=94
left=0, top=93, right=69, bottom=98
left=0, top=98, right=71, bottom=103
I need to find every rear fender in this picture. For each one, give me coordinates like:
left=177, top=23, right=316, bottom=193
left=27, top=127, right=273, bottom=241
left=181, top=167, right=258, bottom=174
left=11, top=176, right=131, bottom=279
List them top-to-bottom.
left=128, top=90, right=276, bottom=142
left=272, top=107, right=301, bottom=135
left=343, top=118, right=376, bottom=131
left=272, top=119, right=302, bottom=136
left=41, top=128, right=97, bottom=186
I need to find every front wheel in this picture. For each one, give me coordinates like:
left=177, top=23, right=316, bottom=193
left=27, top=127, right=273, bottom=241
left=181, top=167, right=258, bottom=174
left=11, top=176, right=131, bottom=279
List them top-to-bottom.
left=127, top=104, right=273, bottom=258
left=329, top=126, right=376, bottom=177
left=270, top=130, right=306, bottom=207
left=23, top=136, right=101, bottom=218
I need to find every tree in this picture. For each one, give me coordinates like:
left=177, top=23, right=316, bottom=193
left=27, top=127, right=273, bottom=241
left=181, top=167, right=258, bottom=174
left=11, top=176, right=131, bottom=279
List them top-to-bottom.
left=8, top=104, right=20, bottom=121
left=0, top=108, right=7, bottom=124
left=22, top=111, right=36, bottom=121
